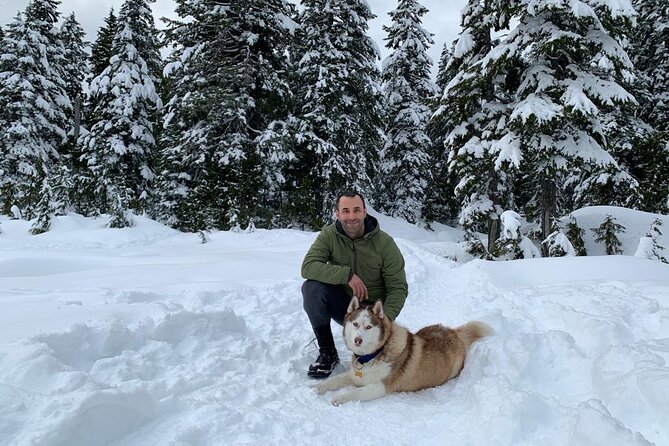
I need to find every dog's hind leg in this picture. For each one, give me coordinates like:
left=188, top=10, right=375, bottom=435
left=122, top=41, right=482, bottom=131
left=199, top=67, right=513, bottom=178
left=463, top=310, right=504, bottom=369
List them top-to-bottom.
left=314, top=372, right=354, bottom=394
left=331, top=383, right=386, bottom=406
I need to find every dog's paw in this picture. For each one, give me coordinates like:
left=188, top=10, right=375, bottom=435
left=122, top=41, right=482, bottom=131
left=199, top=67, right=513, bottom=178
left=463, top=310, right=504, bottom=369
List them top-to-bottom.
left=313, top=384, right=327, bottom=395
left=331, top=396, right=348, bottom=406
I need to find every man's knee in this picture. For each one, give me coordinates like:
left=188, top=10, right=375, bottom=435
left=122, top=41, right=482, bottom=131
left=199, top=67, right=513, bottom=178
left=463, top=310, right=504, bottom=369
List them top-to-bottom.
left=302, top=279, right=329, bottom=299
left=302, top=280, right=329, bottom=312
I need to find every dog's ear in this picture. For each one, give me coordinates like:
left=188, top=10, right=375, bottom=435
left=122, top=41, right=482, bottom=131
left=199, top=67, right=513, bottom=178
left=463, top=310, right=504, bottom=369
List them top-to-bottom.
left=347, top=296, right=360, bottom=314
left=372, top=300, right=384, bottom=319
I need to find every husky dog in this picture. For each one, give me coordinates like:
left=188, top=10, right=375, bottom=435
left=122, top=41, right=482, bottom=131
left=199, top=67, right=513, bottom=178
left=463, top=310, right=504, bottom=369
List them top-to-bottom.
left=314, top=297, right=491, bottom=406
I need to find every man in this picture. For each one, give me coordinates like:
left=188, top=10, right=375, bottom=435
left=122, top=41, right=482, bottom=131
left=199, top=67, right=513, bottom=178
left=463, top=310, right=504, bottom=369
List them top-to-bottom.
left=301, top=190, right=409, bottom=378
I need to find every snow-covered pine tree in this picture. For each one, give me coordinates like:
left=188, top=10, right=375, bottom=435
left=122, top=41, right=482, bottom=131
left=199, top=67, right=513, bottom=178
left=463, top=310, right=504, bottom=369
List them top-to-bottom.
left=78, top=0, right=162, bottom=227
left=157, top=0, right=296, bottom=231
left=231, top=0, right=297, bottom=229
left=293, top=0, right=384, bottom=223
left=377, top=0, right=437, bottom=223
left=437, top=0, right=521, bottom=250
left=485, top=0, right=636, bottom=247
left=564, top=0, right=642, bottom=212
left=628, top=0, right=669, bottom=213
left=633, top=0, right=669, bottom=135
left=0, top=1, right=71, bottom=225
left=71, top=7, right=118, bottom=215
left=89, top=8, right=118, bottom=80
left=59, top=13, right=88, bottom=154
left=424, top=39, right=459, bottom=225
left=435, top=41, right=454, bottom=92
left=491, top=210, right=541, bottom=260
left=565, top=214, right=587, bottom=256
left=591, top=214, right=625, bottom=255
left=634, top=218, right=667, bottom=263
left=543, top=229, right=576, bottom=257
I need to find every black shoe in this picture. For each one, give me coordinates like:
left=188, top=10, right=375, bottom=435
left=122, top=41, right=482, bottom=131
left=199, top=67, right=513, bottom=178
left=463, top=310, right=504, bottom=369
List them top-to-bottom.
left=307, top=350, right=339, bottom=379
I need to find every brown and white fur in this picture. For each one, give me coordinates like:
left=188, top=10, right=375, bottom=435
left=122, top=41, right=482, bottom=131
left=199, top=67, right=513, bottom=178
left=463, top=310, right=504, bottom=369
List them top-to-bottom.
left=314, top=297, right=492, bottom=406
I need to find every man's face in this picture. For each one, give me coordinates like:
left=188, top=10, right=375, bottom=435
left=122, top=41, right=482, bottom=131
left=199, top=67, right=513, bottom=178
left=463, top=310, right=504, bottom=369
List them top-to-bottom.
left=336, top=195, right=367, bottom=239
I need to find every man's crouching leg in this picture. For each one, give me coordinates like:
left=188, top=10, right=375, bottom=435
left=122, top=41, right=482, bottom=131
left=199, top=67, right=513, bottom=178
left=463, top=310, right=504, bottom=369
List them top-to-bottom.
left=302, top=280, right=350, bottom=379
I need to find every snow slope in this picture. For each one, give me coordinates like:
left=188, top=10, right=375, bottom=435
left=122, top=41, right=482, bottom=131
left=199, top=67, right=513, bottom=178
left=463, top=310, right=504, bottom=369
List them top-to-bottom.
left=0, top=207, right=668, bottom=445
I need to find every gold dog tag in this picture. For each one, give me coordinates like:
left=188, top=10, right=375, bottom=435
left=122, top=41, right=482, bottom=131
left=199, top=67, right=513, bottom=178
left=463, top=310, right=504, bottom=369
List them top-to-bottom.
left=354, top=369, right=363, bottom=378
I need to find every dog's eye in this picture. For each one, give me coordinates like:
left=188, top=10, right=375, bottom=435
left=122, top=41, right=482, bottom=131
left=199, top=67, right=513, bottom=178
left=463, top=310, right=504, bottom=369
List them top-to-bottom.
left=353, top=322, right=359, bottom=328
left=366, top=325, right=372, bottom=330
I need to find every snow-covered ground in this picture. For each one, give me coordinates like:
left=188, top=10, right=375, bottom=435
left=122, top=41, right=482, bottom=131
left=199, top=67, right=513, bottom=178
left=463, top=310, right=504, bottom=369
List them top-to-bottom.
left=0, top=207, right=668, bottom=445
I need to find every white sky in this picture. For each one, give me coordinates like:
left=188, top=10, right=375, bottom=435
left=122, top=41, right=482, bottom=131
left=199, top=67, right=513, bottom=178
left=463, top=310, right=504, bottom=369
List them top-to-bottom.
left=0, top=0, right=468, bottom=77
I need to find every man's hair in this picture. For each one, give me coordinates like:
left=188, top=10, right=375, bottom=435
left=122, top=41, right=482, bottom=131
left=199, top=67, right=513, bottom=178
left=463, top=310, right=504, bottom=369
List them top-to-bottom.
left=335, top=190, right=366, bottom=210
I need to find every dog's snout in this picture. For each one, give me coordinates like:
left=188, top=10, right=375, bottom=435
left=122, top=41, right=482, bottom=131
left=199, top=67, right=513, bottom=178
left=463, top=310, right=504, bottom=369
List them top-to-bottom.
left=354, top=337, right=362, bottom=346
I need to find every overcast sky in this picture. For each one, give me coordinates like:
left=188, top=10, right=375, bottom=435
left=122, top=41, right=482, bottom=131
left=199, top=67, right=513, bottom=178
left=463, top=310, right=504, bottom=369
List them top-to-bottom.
left=0, top=0, right=468, bottom=77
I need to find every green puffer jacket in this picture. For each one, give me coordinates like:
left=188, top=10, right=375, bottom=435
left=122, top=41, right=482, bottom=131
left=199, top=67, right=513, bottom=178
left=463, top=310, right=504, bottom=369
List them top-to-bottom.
left=301, top=215, right=408, bottom=320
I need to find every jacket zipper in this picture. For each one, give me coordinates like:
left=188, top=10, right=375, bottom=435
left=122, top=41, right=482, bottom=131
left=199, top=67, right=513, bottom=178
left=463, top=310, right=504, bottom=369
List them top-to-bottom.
left=352, top=241, right=357, bottom=276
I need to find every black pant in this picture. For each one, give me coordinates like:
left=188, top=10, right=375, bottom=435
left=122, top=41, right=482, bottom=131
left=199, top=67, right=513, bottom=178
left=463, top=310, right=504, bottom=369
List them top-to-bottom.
left=302, top=280, right=351, bottom=331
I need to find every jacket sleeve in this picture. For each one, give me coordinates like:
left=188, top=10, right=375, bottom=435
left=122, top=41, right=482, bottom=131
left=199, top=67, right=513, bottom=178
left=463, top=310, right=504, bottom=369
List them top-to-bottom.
left=301, top=230, right=351, bottom=285
left=381, top=238, right=408, bottom=321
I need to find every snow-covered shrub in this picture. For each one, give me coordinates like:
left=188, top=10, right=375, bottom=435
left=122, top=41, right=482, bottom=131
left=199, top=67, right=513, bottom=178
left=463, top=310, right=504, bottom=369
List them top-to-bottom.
left=10, top=205, right=22, bottom=220
left=491, top=210, right=541, bottom=260
left=564, top=214, right=587, bottom=256
left=591, top=214, right=625, bottom=255
left=634, top=219, right=667, bottom=263
left=543, top=230, right=576, bottom=257
left=463, top=231, right=487, bottom=259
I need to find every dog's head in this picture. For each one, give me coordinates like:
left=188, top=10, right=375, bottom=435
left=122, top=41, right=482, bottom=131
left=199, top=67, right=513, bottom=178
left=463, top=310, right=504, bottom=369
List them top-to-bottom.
left=342, top=297, right=387, bottom=356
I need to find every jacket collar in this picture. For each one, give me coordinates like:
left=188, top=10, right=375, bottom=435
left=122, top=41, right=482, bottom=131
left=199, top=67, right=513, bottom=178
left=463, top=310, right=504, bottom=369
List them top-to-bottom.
left=335, top=215, right=379, bottom=240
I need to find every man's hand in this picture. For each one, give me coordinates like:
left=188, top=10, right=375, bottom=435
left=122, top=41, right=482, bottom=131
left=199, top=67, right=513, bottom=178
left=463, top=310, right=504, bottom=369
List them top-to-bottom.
left=348, top=273, right=368, bottom=300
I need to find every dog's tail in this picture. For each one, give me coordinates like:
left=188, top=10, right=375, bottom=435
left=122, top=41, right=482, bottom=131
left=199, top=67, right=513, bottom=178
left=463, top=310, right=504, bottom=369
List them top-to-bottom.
left=455, top=321, right=493, bottom=350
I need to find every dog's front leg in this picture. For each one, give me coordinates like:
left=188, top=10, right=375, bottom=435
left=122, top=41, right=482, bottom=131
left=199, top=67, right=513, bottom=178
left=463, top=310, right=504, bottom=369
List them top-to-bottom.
left=313, top=372, right=353, bottom=395
left=331, top=383, right=386, bottom=406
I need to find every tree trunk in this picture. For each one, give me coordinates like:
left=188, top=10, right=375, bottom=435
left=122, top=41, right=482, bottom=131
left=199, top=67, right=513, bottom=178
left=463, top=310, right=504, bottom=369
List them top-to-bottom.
left=73, top=95, right=81, bottom=144
left=487, top=172, right=501, bottom=253
left=540, top=178, right=556, bottom=256
left=488, top=216, right=500, bottom=253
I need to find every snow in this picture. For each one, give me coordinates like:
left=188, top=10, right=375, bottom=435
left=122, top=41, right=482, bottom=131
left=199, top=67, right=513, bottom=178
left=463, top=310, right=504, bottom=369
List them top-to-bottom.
left=1, top=207, right=668, bottom=445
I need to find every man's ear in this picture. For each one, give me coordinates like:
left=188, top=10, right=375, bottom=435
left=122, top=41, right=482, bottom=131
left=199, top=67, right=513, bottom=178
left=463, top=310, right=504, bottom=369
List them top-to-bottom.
left=347, top=296, right=360, bottom=314
left=372, top=300, right=384, bottom=319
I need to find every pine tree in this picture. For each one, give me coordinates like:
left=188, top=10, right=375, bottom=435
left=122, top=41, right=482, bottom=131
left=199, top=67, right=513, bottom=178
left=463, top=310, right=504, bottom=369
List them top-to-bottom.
left=77, top=0, right=162, bottom=227
left=157, top=0, right=296, bottom=231
left=292, top=0, right=383, bottom=223
left=378, top=0, right=437, bottom=223
left=435, top=0, right=521, bottom=250
left=486, top=0, right=636, bottom=246
left=629, top=0, right=669, bottom=213
left=633, top=0, right=669, bottom=134
left=0, top=1, right=71, bottom=226
left=72, top=7, right=118, bottom=215
left=89, top=8, right=118, bottom=80
left=60, top=13, right=88, bottom=154
left=424, top=38, right=459, bottom=225
left=435, top=40, right=453, bottom=92
left=491, top=210, right=541, bottom=260
left=565, top=214, right=587, bottom=256
left=591, top=214, right=625, bottom=255
left=634, top=218, right=667, bottom=263
left=543, top=230, right=576, bottom=257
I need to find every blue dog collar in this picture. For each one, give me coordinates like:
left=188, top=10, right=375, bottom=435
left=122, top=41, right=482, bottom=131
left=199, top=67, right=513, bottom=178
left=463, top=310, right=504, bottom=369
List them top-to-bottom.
left=356, top=348, right=383, bottom=364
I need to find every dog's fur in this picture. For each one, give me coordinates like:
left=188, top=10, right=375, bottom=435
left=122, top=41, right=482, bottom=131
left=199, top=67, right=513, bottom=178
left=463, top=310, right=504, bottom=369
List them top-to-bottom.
left=314, top=297, right=491, bottom=406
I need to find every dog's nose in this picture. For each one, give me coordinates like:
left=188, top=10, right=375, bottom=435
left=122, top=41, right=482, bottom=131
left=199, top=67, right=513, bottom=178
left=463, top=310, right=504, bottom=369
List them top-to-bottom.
left=354, top=337, right=362, bottom=346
